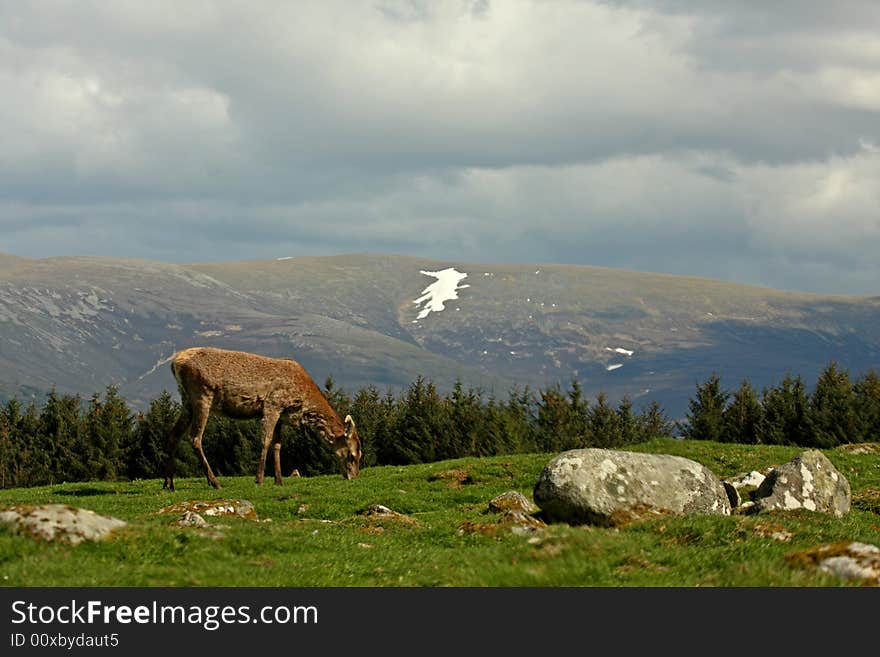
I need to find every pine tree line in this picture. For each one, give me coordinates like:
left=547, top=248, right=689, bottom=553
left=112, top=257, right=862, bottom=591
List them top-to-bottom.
left=3, top=360, right=875, bottom=489
left=679, top=362, right=880, bottom=447
left=0, top=377, right=672, bottom=489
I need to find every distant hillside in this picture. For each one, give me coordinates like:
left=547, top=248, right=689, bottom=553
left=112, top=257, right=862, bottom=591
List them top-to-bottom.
left=1, top=252, right=878, bottom=416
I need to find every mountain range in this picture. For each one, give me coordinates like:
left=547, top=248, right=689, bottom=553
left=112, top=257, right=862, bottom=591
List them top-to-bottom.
left=1, top=251, right=878, bottom=418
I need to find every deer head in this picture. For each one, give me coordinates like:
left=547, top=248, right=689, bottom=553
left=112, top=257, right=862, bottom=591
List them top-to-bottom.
left=334, top=414, right=362, bottom=480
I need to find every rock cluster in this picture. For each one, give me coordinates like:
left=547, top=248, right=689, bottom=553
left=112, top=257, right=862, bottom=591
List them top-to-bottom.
left=534, top=448, right=852, bottom=525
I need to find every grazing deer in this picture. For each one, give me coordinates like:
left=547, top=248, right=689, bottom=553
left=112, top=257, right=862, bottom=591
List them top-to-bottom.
left=163, top=347, right=361, bottom=490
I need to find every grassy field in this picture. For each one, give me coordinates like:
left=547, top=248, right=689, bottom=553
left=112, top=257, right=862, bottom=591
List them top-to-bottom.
left=1, top=439, right=878, bottom=587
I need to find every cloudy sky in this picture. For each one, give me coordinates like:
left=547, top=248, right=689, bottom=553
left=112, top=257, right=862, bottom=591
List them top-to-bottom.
left=2, top=1, right=879, bottom=295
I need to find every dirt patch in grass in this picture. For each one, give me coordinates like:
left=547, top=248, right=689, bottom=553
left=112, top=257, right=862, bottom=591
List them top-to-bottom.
left=428, top=469, right=474, bottom=488
left=853, top=487, right=880, bottom=515
left=753, top=521, right=793, bottom=542
left=615, top=554, right=671, bottom=575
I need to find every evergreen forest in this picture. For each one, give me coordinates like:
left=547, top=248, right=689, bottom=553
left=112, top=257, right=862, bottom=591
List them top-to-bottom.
left=0, top=362, right=877, bottom=489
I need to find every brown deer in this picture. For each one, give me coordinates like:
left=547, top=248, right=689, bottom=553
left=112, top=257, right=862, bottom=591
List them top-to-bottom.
left=162, top=347, right=361, bottom=490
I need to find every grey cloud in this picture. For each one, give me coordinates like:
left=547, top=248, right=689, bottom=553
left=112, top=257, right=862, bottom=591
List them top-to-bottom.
left=0, top=1, right=878, bottom=296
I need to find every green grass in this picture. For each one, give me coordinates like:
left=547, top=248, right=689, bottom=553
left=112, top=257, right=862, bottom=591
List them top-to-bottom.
left=1, top=439, right=878, bottom=587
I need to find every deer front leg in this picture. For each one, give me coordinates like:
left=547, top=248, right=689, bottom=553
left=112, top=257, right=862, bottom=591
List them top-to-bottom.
left=189, top=399, right=219, bottom=489
left=256, top=409, right=281, bottom=485
left=272, top=423, right=283, bottom=485
left=273, top=443, right=283, bottom=485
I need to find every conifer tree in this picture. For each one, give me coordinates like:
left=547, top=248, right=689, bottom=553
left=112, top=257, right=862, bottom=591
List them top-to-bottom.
left=810, top=361, right=859, bottom=447
left=854, top=370, right=880, bottom=442
left=679, top=373, right=728, bottom=441
left=760, top=374, right=812, bottom=445
left=390, top=376, right=448, bottom=464
left=567, top=379, right=592, bottom=448
left=446, top=380, right=485, bottom=458
left=723, top=380, right=763, bottom=444
left=534, top=384, right=566, bottom=452
left=349, top=385, right=383, bottom=468
left=82, top=386, right=132, bottom=481
left=482, top=386, right=534, bottom=455
left=36, top=389, right=84, bottom=484
left=126, top=390, right=182, bottom=480
left=372, top=390, right=401, bottom=466
left=589, top=392, right=620, bottom=447
left=616, top=396, right=637, bottom=446
left=6, top=400, right=41, bottom=487
left=636, top=400, right=675, bottom=440
left=0, top=408, right=13, bottom=489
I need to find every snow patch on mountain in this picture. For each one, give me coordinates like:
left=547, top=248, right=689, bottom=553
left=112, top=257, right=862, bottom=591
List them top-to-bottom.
left=413, top=268, right=470, bottom=320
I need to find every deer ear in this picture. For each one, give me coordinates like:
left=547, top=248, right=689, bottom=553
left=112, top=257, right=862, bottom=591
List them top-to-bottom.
left=344, top=414, right=356, bottom=436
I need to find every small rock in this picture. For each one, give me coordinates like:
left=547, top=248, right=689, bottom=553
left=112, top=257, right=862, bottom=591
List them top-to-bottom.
left=726, top=469, right=770, bottom=490
left=488, top=491, right=538, bottom=514
left=0, top=504, right=126, bottom=545
left=358, top=504, right=420, bottom=526
left=360, top=504, right=395, bottom=516
left=503, top=510, right=547, bottom=535
left=176, top=511, right=207, bottom=528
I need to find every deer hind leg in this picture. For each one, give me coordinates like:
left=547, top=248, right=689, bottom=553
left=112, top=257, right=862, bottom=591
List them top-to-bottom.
left=189, top=398, right=219, bottom=489
left=163, top=408, right=191, bottom=491
left=256, top=409, right=281, bottom=485
left=272, top=423, right=283, bottom=486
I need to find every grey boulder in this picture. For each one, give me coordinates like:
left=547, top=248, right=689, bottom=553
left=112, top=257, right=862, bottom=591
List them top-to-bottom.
left=534, top=448, right=731, bottom=526
left=752, top=450, right=850, bottom=517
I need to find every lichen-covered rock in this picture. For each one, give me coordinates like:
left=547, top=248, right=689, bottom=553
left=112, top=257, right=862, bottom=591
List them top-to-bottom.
left=533, top=448, right=731, bottom=526
left=752, top=450, right=850, bottom=517
left=488, top=491, right=538, bottom=514
left=157, top=499, right=257, bottom=519
left=0, top=504, right=126, bottom=545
